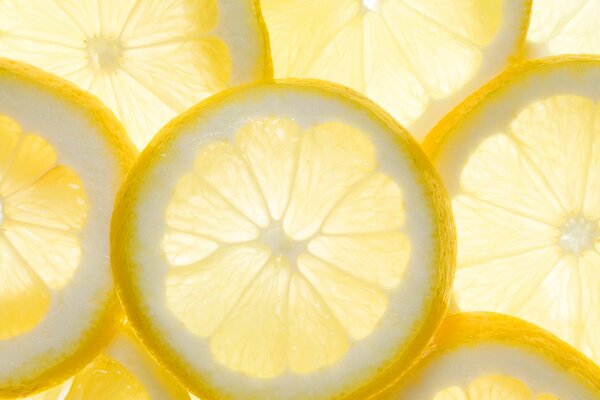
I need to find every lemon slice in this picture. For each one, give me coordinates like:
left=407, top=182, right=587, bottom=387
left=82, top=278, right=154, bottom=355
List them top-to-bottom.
left=0, top=0, right=272, bottom=149
left=261, top=0, right=531, bottom=139
left=527, top=0, right=600, bottom=58
left=424, top=56, right=600, bottom=366
left=0, top=59, right=135, bottom=396
left=112, top=80, right=455, bottom=399
left=379, top=313, right=600, bottom=399
left=15, top=328, right=189, bottom=400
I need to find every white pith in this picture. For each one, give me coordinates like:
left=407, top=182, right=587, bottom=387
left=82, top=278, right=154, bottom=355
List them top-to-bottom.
left=0, top=76, right=120, bottom=384
left=129, top=84, right=438, bottom=399
left=394, top=344, right=598, bottom=399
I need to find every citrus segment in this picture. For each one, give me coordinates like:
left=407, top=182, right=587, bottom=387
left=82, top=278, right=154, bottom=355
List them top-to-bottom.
left=0, top=0, right=271, bottom=148
left=262, top=0, right=531, bottom=138
left=527, top=0, right=600, bottom=57
left=424, top=57, right=600, bottom=366
left=0, top=59, right=135, bottom=396
left=112, top=81, right=454, bottom=399
left=0, top=118, right=86, bottom=337
left=0, top=236, right=50, bottom=340
left=165, top=244, right=272, bottom=337
left=383, top=313, right=600, bottom=399
left=65, top=354, right=150, bottom=400
left=433, top=375, right=558, bottom=400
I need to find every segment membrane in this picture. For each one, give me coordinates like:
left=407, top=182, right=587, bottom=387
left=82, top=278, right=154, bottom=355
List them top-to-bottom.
left=163, top=118, right=410, bottom=377
left=283, top=121, right=376, bottom=240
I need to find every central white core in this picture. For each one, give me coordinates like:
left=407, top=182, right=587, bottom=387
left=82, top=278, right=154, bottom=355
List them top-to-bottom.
left=362, top=0, right=382, bottom=12
left=86, top=36, right=123, bottom=72
left=559, top=216, right=597, bottom=255
left=261, top=223, right=307, bottom=265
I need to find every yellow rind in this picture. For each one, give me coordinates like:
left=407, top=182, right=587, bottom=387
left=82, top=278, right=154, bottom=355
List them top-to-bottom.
left=253, top=0, right=274, bottom=80
left=512, top=0, right=534, bottom=63
left=423, top=55, right=600, bottom=160
left=0, top=58, right=137, bottom=398
left=111, top=79, right=456, bottom=400
left=378, top=312, right=600, bottom=397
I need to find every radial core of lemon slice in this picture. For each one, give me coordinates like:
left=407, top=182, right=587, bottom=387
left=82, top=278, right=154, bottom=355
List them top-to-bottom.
left=0, top=0, right=272, bottom=149
left=261, top=0, right=531, bottom=139
left=526, top=0, right=600, bottom=58
left=424, top=56, right=600, bottom=367
left=0, top=59, right=135, bottom=397
left=112, top=80, right=455, bottom=399
left=382, top=313, right=600, bottom=399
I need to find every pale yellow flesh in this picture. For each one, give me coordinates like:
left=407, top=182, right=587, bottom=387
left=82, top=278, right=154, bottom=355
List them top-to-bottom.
left=0, top=0, right=231, bottom=149
left=262, top=0, right=501, bottom=133
left=527, top=0, right=600, bottom=57
left=453, top=95, right=600, bottom=363
left=0, top=115, right=87, bottom=339
left=163, top=118, right=409, bottom=378
left=19, top=354, right=150, bottom=400
left=433, top=374, right=558, bottom=400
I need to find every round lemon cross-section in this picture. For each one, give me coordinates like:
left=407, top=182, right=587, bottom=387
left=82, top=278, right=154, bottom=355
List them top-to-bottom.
left=0, top=0, right=272, bottom=149
left=424, top=58, right=600, bottom=367
left=0, top=59, right=136, bottom=397
left=113, top=81, right=454, bottom=400
left=162, top=117, right=407, bottom=378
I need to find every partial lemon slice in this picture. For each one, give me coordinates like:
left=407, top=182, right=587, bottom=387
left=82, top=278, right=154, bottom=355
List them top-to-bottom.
left=0, top=0, right=271, bottom=149
left=261, top=0, right=531, bottom=139
left=527, top=0, right=600, bottom=58
left=424, top=56, right=600, bottom=366
left=0, top=59, right=135, bottom=397
left=112, top=80, right=455, bottom=399
left=379, top=313, right=600, bottom=399
left=15, top=328, right=189, bottom=400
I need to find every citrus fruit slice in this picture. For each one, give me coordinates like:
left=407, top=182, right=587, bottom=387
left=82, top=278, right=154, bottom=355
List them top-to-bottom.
left=0, top=0, right=272, bottom=149
left=260, top=0, right=531, bottom=139
left=527, top=0, right=600, bottom=58
left=424, top=56, right=600, bottom=366
left=0, top=59, right=135, bottom=397
left=112, top=80, right=455, bottom=399
left=379, top=313, right=600, bottom=399
left=15, top=328, right=189, bottom=400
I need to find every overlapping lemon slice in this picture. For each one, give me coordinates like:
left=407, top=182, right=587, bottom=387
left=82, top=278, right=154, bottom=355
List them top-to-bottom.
left=0, top=0, right=271, bottom=149
left=261, top=0, right=531, bottom=139
left=527, top=0, right=600, bottom=57
left=424, top=57, right=600, bottom=366
left=0, top=59, right=135, bottom=397
left=112, top=81, right=455, bottom=399
left=379, top=313, right=600, bottom=399
left=15, top=328, right=189, bottom=400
